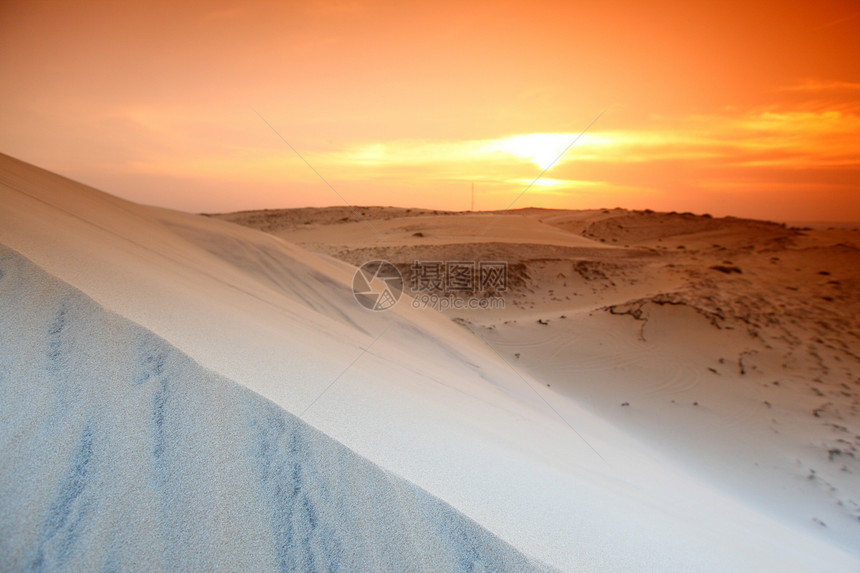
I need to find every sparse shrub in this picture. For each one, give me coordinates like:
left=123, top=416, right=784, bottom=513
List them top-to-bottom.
left=710, top=265, right=742, bottom=274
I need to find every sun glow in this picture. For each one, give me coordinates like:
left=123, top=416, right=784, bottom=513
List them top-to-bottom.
left=490, top=133, right=610, bottom=170
left=526, top=177, right=565, bottom=187
left=509, top=178, right=606, bottom=196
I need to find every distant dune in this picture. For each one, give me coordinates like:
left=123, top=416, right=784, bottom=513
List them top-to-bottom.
left=216, top=204, right=860, bottom=555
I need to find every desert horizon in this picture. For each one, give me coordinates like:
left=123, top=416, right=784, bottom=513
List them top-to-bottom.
left=3, top=2, right=859, bottom=221
left=206, top=203, right=860, bottom=229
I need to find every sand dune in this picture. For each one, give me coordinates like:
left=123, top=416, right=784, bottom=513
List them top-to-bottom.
left=3, top=153, right=859, bottom=571
left=220, top=203, right=860, bottom=557
left=0, top=245, right=551, bottom=572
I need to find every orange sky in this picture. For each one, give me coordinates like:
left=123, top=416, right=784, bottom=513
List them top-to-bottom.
left=1, top=0, right=859, bottom=221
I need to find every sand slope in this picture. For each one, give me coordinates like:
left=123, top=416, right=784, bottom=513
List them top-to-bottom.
left=3, top=153, right=859, bottom=571
left=0, top=245, right=550, bottom=572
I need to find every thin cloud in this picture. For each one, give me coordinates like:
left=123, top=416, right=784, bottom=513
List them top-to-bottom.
left=780, top=79, right=860, bottom=93
left=76, top=100, right=860, bottom=217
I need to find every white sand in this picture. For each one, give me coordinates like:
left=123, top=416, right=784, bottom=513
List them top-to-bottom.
left=3, top=153, right=859, bottom=571
left=0, top=244, right=550, bottom=571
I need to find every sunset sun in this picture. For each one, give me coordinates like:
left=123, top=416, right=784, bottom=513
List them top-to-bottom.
left=1, top=1, right=858, bottom=217
left=491, top=133, right=609, bottom=171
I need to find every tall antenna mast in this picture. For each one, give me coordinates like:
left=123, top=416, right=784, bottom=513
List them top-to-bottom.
left=471, top=183, right=475, bottom=212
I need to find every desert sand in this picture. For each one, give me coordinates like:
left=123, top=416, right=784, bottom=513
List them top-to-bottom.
left=2, top=152, right=859, bottom=571
left=218, top=204, right=860, bottom=555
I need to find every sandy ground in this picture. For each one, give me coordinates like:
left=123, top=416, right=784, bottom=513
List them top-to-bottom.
left=4, top=148, right=859, bottom=571
left=18, top=153, right=860, bottom=571
left=216, top=205, right=860, bottom=553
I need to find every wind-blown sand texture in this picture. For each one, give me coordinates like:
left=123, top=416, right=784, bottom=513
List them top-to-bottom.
left=2, top=152, right=859, bottom=571
left=0, top=245, right=550, bottom=572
